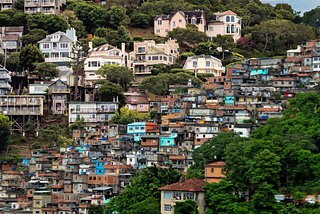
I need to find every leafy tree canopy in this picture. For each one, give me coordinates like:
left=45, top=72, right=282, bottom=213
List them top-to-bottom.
left=19, top=44, right=44, bottom=72
left=98, top=82, right=126, bottom=106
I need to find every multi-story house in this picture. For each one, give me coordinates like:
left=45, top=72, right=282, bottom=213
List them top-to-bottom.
left=0, top=0, right=17, bottom=10
left=24, top=0, right=66, bottom=14
left=154, top=10, right=206, bottom=37
left=206, top=10, right=242, bottom=41
left=0, top=26, right=23, bottom=56
left=38, top=28, right=77, bottom=73
left=129, top=39, right=179, bottom=82
left=84, top=43, right=128, bottom=86
left=183, top=55, right=225, bottom=76
left=0, top=65, right=11, bottom=95
left=48, top=79, right=70, bottom=114
left=124, top=92, right=150, bottom=113
left=0, top=95, right=43, bottom=133
left=68, top=101, right=120, bottom=125
left=127, top=122, right=158, bottom=142
left=204, top=161, right=225, bottom=183
left=158, top=178, right=207, bottom=214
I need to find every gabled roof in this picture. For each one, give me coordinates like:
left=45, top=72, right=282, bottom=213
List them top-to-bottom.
left=154, top=10, right=204, bottom=24
left=215, top=10, right=237, bottom=16
left=38, top=31, right=73, bottom=43
left=2, top=34, right=19, bottom=41
left=88, top=43, right=124, bottom=57
left=146, top=46, right=166, bottom=55
left=48, top=79, right=68, bottom=87
left=204, top=161, right=225, bottom=167
left=158, top=178, right=207, bottom=192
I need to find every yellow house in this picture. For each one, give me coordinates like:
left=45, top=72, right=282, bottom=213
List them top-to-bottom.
left=183, top=55, right=225, bottom=76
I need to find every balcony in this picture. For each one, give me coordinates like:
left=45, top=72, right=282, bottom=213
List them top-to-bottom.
left=0, top=0, right=12, bottom=3
left=25, top=1, right=39, bottom=6
left=42, top=1, right=55, bottom=6
left=45, top=57, right=70, bottom=62
left=0, top=83, right=11, bottom=88
left=52, top=89, right=70, bottom=94
left=70, top=108, right=116, bottom=114
left=2, top=110, right=41, bottom=115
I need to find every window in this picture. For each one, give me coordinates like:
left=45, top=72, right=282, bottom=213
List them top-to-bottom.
left=216, top=16, right=219, bottom=21
left=226, top=16, right=230, bottom=22
left=231, top=16, right=235, bottom=22
left=158, top=19, right=162, bottom=25
left=179, top=19, right=182, bottom=23
left=191, top=19, right=196, bottom=24
left=173, top=21, right=176, bottom=27
left=226, top=26, right=230, bottom=33
left=231, top=26, right=234, bottom=33
left=209, top=27, right=213, bottom=31
left=156, top=29, right=160, bottom=33
left=165, top=29, right=168, bottom=32
left=60, top=43, right=68, bottom=49
left=42, top=44, right=49, bottom=49
left=138, top=47, right=145, bottom=53
left=138, top=55, right=145, bottom=60
left=152, top=56, right=159, bottom=60
left=193, top=61, right=197, bottom=67
left=206, top=61, right=210, bottom=67
left=314, top=65, right=318, bottom=68
left=206, top=70, right=210, bottom=73
left=281, top=81, right=284, bottom=85
left=275, top=82, right=277, bottom=84
left=289, top=82, right=292, bottom=84
left=211, top=168, right=214, bottom=173
left=221, top=168, right=224, bottom=173
left=164, top=191, right=171, bottom=199
left=35, top=200, right=40, bottom=205
left=164, top=204, right=171, bottom=212
left=35, top=211, right=40, bottom=214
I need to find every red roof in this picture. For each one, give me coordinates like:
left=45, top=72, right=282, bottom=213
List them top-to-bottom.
left=217, top=10, right=237, bottom=15
left=273, top=77, right=295, bottom=81
left=256, top=108, right=279, bottom=112
left=169, top=156, right=186, bottom=160
left=204, top=161, right=225, bottom=167
left=158, top=178, right=207, bottom=192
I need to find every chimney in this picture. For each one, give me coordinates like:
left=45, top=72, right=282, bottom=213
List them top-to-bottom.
left=2, top=27, right=5, bottom=37
left=88, top=42, right=93, bottom=52
left=121, top=43, right=125, bottom=66
left=116, top=96, right=119, bottom=102
left=113, top=97, right=115, bottom=102
left=179, top=176, right=186, bottom=183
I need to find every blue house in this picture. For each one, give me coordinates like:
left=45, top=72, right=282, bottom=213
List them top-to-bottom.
left=38, top=28, right=77, bottom=73
left=127, top=122, right=147, bottom=142
left=159, top=133, right=177, bottom=146
left=96, top=162, right=105, bottom=175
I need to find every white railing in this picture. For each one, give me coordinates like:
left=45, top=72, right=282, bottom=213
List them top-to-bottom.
left=45, top=57, right=70, bottom=62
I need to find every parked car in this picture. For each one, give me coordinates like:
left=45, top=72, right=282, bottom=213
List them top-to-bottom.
left=275, top=195, right=285, bottom=202
left=305, top=196, right=315, bottom=204
left=281, top=198, right=295, bottom=204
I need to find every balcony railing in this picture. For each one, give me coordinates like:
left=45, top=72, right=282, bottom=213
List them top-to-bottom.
left=0, top=0, right=12, bottom=3
left=45, top=57, right=70, bottom=62
left=0, top=83, right=11, bottom=88
left=70, top=108, right=116, bottom=113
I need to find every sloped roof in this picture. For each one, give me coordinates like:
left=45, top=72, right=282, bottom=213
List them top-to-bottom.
left=215, top=10, right=237, bottom=15
left=38, top=31, right=73, bottom=43
left=2, top=34, right=19, bottom=41
left=146, top=46, right=166, bottom=55
left=48, top=79, right=68, bottom=87
left=256, top=108, right=279, bottom=112
left=169, top=156, right=185, bottom=160
left=204, top=161, right=225, bottom=167
left=158, top=178, right=207, bottom=192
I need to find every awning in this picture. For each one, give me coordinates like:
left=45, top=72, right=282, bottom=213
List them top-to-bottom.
left=92, top=187, right=113, bottom=191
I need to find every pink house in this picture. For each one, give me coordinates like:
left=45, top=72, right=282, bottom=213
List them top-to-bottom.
left=154, top=10, right=206, bottom=37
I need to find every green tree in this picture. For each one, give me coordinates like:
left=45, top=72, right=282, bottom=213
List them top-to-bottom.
left=17, top=0, right=24, bottom=10
left=67, top=0, right=108, bottom=34
left=106, top=5, right=127, bottom=29
left=302, top=6, right=320, bottom=28
left=59, top=10, right=87, bottom=38
left=130, top=11, right=150, bottom=28
left=0, top=13, right=11, bottom=26
left=26, top=14, right=68, bottom=34
left=167, top=24, right=209, bottom=48
left=116, top=25, right=131, bottom=47
left=20, top=29, right=48, bottom=45
left=212, top=34, right=237, bottom=60
left=145, top=35, right=165, bottom=44
left=132, top=36, right=144, bottom=42
left=91, top=37, right=107, bottom=48
left=67, top=39, right=89, bottom=101
left=194, top=42, right=219, bottom=56
left=19, top=44, right=44, bottom=72
left=6, top=52, right=20, bottom=72
left=180, top=52, right=195, bottom=61
left=33, top=62, right=60, bottom=80
left=95, top=64, right=134, bottom=91
left=138, top=72, right=202, bottom=95
left=98, top=82, right=126, bottom=106
left=275, top=91, right=281, bottom=102
left=109, top=107, right=151, bottom=124
left=149, top=109, right=157, bottom=119
left=0, top=114, right=11, bottom=150
left=191, top=132, right=246, bottom=171
left=105, top=164, right=181, bottom=213
left=204, top=180, right=248, bottom=214
left=130, top=197, right=160, bottom=214
left=174, top=199, right=198, bottom=214
left=88, top=204, right=104, bottom=214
